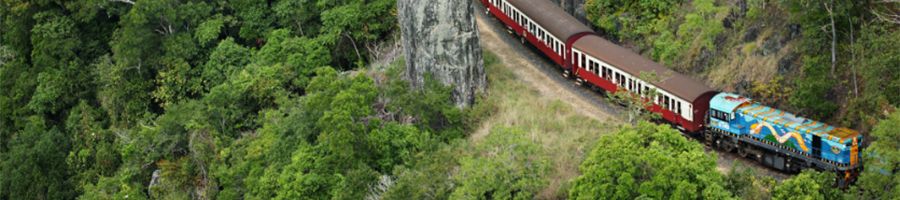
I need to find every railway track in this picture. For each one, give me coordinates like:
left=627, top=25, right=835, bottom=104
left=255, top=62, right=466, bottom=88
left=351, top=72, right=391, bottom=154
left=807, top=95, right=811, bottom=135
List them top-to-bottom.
left=473, top=1, right=790, bottom=180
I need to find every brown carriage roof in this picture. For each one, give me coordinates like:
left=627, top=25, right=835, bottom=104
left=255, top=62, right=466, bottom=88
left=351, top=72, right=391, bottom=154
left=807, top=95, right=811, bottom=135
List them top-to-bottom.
left=507, top=0, right=592, bottom=40
left=573, top=35, right=716, bottom=101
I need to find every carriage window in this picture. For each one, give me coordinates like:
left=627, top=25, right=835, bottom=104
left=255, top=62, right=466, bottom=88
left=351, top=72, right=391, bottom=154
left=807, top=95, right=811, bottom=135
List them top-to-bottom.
left=516, top=13, right=520, bottom=25
left=557, top=42, right=562, bottom=55
left=553, top=43, right=558, bottom=54
left=573, top=52, right=579, bottom=66
left=581, top=55, right=585, bottom=68
left=588, top=62, right=593, bottom=73
left=602, top=66, right=607, bottom=78
left=627, top=79, right=632, bottom=91
left=631, top=79, right=636, bottom=91
left=663, top=96, right=670, bottom=109
left=670, top=99, right=676, bottom=111
left=677, top=102, right=682, bottom=115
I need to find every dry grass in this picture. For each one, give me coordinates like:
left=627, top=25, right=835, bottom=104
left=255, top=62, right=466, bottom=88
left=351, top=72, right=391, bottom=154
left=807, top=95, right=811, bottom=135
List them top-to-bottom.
left=707, top=19, right=798, bottom=91
left=470, top=51, right=617, bottom=199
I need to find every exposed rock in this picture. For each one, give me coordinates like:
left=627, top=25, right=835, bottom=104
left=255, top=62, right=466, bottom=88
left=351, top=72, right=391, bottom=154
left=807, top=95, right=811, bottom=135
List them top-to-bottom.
left=398, top=0, right=486, bottom=107
left=550, top=0, right=589, bottom=24
left=743, top=25, right=760, bottom=42
left=778, top=53, right=798, bottom=74
left=149, top=169, right=161, bottom=192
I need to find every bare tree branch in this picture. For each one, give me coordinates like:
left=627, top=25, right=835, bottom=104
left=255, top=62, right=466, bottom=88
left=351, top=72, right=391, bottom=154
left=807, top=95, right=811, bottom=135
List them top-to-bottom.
left=110, top=0, right=135, bottom=5
left=871, top=0, right=900, bottom=24
left=824, top=1, right=838, bottom=77
left=872, top=9, right=900, bottom=24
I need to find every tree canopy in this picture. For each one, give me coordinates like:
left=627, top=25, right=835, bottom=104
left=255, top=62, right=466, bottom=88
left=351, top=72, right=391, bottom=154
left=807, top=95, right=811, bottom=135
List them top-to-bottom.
left=569, top=122, right=732, bottom=200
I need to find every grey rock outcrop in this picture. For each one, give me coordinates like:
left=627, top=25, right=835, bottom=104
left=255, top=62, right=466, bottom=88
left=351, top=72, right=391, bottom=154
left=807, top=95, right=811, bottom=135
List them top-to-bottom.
left=398, top=0, right=486, bottom=107
left=550, top=0, right=589, bottom=25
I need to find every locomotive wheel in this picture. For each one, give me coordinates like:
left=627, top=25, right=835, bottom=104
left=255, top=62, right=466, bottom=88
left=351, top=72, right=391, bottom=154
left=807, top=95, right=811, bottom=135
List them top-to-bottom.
left=562, top=70, right=571, bottom=78
left=575, top=78, right=584, bottom=86
left=703, top=132, right=714, bottom=146
left=720, top=140, right=735, bottom=152
left=738, top=146, right=749, bottom=157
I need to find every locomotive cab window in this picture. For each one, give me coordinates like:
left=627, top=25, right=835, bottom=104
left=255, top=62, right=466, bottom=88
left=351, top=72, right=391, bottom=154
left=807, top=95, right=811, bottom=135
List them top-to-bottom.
left=710, top=109, right=729, bottom=121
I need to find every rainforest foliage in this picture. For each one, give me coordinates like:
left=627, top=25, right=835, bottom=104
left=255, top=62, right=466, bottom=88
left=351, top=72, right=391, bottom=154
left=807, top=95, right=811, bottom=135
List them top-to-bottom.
left=0, top=0, right=443, bottom=199
left=2, top=0, right=898, bottom=199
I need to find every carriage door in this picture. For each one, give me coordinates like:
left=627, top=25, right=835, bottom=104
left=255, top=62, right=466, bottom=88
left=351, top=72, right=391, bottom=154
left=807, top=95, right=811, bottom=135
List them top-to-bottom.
left=812, top=135, right=822, bottom=159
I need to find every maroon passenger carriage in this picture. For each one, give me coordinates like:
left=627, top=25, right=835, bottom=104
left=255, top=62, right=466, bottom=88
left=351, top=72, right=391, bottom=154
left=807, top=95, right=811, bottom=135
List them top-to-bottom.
left=481, top=0, right=718, bottom=132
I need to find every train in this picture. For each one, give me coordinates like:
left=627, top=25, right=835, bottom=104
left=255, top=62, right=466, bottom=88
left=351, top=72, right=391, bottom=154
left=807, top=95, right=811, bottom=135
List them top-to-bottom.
left=479, top=0, right=863, bottom=184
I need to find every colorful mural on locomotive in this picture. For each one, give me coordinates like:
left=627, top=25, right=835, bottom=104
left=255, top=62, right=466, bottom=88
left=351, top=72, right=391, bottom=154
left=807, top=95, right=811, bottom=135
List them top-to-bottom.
left=708, top=93, right=862, bottom=166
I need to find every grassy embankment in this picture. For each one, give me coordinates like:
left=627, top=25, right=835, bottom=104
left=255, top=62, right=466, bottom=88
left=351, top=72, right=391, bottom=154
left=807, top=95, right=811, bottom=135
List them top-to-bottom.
left=469, top=50, right=617, bottom=198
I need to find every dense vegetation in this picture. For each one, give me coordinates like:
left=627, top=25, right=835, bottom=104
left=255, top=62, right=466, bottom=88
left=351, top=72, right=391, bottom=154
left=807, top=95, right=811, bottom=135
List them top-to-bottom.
left=0, top=0, right=452, bottom=199
left=1, top=0, right=897, bottom=199
left=585, top=0, right=899, bottom=130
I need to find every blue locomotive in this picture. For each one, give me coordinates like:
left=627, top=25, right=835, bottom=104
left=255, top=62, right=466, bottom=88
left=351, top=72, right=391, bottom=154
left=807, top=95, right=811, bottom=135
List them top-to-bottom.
left=705, top=93, right=862, bottom=181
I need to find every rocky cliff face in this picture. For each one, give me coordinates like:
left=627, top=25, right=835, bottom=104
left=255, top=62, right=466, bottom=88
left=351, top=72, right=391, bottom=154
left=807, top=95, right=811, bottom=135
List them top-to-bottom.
left=398, top=0, right=486, bottom=107
left=550, top=0, right=589, bottom=25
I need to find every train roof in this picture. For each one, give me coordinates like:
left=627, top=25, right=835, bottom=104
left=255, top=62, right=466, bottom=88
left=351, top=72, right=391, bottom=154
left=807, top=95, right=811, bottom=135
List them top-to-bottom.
left=508, top=0, right=592, bottom=40
left=573, top=35, right=716, bottom=102
left=710, top=93, right=752, bottom=112
left=711, top=93, right=861, bottom=144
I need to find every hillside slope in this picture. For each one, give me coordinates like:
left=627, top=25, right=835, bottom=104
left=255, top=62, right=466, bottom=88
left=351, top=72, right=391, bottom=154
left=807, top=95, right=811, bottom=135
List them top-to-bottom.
left=581, top=0, right=899, bottom=132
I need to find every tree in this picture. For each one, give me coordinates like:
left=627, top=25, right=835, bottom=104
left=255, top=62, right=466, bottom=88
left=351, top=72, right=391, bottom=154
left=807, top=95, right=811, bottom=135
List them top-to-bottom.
left=229, top=0, right=274, bottom=41
left=272, top=0, right=321, bottom=36
left=318, top=0, right=397, bottom=67
left=584, top=0, right=682, bottom=41
left=782, top=0, right=861, bottom=120
left=27, top=11, right=90, bottom=115
left=846, top=22, right=900, bottom=130
left=201, top=38, right=252, bottom=92
left=92, top=55, right=152, bottom=128
left=609, top=71, right=664, bottom=125
left=66, top=101, right=120, bottom=194
left=853, top=109, right=900, bottom=199
left=0, top=116, right=74, bottom=199
left=569, top=122, right=732, bottom=200
left=451, top=127, right=549, bottom=200
left=383, top=144, right=460, bottom=200
left=724, top=162, right=776, bottom=199
left=773, top=170, right=844, bottom=200
left=773, top=172, right=823, bottom=200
